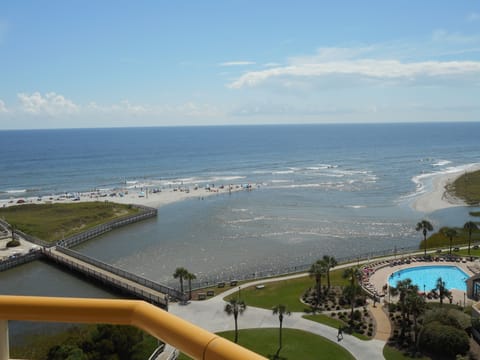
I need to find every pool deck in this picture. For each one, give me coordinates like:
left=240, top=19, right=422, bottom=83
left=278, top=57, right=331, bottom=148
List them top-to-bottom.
left=366, top=257, right=478, bottom=306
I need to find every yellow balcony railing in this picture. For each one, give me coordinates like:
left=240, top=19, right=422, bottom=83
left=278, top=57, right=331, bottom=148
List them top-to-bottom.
left=0, top=296, right=266, bottom=360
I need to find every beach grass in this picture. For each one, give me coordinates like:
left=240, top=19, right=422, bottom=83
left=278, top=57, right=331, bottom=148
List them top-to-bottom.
left=446, top=169, right=480, bottom=205
left=0, top=202, right=139, bottom=242
left=224, top=269, right=349, bottom=312
left=177, top=328, right=355, bottom=360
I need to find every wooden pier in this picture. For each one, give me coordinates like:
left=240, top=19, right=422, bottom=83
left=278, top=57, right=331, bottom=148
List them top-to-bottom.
left=43, top=247, right=185, bottom=308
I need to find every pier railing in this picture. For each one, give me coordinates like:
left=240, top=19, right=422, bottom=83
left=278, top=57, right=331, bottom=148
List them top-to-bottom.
left=57, top=205, right=157, bottom=248
left=54, top=246, right=185, bottom=301
left=45, top=248, right=170, bottom=306
left=0, top=251, right=42, bottom=272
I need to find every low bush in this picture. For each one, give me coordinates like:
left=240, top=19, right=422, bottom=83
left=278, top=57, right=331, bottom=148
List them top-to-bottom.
left=6, top=239, right=20, bottom=247
left=419, top=321, right=469, bottom=358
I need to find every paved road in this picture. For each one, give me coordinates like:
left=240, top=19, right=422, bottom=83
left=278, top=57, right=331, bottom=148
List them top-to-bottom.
left=169, top=274, right=386, bottom=360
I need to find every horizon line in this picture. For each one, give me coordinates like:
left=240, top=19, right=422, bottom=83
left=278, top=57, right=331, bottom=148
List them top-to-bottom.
left=0, top=120, right=478, bottom=132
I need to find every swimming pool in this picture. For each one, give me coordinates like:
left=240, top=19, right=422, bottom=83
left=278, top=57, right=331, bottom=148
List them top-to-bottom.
left=388, top=265, right=469, bottom=292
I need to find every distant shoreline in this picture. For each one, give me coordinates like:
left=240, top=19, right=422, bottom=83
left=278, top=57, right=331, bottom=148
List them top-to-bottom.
left=412, top=164, right=480, bottom=213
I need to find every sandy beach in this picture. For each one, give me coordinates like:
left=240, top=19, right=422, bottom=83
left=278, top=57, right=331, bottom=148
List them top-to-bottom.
left=412, top=164, right=480, bottom=213
left=0, top=183, right=253, bottom=210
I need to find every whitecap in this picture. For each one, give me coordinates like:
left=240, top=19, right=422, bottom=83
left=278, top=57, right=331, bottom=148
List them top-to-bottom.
left=432, top=160, right=452, bottom=167
left=272, top=170, right=295, bottom=175
left=4, top=189, right=27, bottom=194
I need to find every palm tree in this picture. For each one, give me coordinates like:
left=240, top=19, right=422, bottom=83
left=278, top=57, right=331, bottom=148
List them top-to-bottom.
left=416, top=220, right=433, bottom=256
left=464, top=221, right=478, bottom=255
left=8, top=223, right=16, bottom=241
left=442, top=227, right=457, bottom=255
left=322, top=255, right=337, bottom=292
left=309, top=260, right=326, bottom=307
left=172, top=267, right=189, bottom=295
left=342, top=267, right=362, bottom=321
left=185, top=272, right=197, bottom=300
left=435, top=277, right=451, bottom=307
left=389, top=278, right=418, bottom=339
left=407, top=291, right=426, bottom=347
left=224, top=298, right=247, bottom=343
left=272, top=304, right=291, bottom=358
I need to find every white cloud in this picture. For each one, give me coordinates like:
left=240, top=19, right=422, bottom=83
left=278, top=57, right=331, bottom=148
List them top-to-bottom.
left=467, top=12, right=480, bottom=22
left=432, top=29, right=480, bottom=44
left=290, top=46, right=375, bottom=64
left=229, top=59, right=480, bottom=89
left=219, top=61, right=256, bottom=67
left=263, top=62, right=282, bottom=67
left=18, top=92, right=79, bottom=115
left=0, top=100, right=7, bottom=113
left=86, top=100, right=148, bottom=115
left=86, top=100, right=222, bottom=118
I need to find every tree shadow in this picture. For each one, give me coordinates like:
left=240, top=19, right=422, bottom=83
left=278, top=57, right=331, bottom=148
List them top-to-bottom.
left=267, top=354, right=287, bottom=360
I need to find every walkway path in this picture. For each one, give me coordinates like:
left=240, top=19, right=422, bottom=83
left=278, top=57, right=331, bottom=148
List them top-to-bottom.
left=170, top=273, right=386, bottom=360
left=368, top=302, right=391, bottom=341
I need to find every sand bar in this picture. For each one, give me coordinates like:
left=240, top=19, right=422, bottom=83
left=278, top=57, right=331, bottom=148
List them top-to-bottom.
left=412, top=163, right=480, bottom=213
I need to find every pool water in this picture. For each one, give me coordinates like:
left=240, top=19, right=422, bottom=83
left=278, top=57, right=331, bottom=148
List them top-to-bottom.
left=388, top=265, right=469, bottom=292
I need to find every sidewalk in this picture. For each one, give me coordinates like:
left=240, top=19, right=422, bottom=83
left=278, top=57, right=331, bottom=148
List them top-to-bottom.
left=170, top=273, right=387, bottom=360
left=368, top=301, right=391, bottom=341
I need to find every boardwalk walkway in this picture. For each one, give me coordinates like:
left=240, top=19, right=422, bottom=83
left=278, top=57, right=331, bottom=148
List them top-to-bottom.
left=44, top=247, right=181, bottom=308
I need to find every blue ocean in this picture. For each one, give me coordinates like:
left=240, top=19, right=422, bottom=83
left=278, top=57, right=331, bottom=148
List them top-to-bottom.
left=1, top=123, right=479, bottom=284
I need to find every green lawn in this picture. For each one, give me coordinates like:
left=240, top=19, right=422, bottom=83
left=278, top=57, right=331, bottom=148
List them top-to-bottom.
left=0, top=202, right=140, bottom=242
left=457, top=248, right=480, bottom=257
left=224, top=269, right=349, bottom=312
left=303, top=313, right=345, bottom=329
left=302, top=314, right=370, bottom=341
left=177, top=328, right=355, bottom=360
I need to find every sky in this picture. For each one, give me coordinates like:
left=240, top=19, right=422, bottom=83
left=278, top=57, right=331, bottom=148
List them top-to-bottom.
left=0, top=1, right=479, bottom=129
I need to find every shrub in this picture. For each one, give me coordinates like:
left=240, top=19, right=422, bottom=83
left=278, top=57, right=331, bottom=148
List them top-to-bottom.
left=6, top=239, right=20, bottom=247
left=388, top=303, right=397, bottom=313
left=353, top=310, right=362, bottom=321
left=419, top=321, right=469, bottom=358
